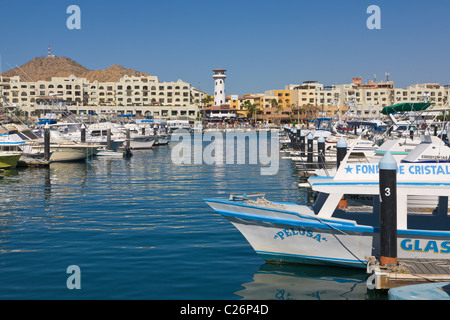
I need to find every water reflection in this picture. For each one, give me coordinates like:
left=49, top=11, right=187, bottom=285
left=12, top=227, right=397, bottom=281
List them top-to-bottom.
left=235, top=263, right=384, bottom=300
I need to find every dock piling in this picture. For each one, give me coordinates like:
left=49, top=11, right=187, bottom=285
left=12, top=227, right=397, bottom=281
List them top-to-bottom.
left=44, top=123, right=51, bottom=162
left=81, top=124, right=86, bottom=143
left=107, top=128, right=112, bottom=150
left=124, top=128, right=133, bottom=157
left=292, top=128, right=298, bottom=150
left=300, top=131, right=306, bottom=157
left=307, top=133, right=313, bottom=168
left=318, top=135, right=325, bottom=169
left=336, top=137, right=347, bottom=169
left=379, top=151, right=398, bottom=267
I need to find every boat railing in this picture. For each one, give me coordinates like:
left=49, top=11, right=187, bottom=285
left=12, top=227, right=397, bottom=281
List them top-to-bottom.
left=295, top=160, right=335, bottom=177
left=229, top=193, right=266, bottom=201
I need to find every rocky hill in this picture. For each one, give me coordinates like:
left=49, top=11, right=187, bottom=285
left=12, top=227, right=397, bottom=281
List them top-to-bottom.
left=1, top=56, right=151, bottom=82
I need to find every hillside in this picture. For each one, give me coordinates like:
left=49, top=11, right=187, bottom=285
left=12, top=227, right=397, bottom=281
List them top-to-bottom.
left=1, top=56, right=151, bottom=82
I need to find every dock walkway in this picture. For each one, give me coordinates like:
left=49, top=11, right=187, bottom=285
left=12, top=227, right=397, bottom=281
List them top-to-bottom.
left=367, top=256, right=450, bottom=290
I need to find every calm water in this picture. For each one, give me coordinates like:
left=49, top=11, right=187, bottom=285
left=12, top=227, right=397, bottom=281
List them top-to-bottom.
left=0, top=134, right=384, bottom=300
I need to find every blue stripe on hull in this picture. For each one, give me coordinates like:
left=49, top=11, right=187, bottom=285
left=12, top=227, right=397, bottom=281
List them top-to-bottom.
left=256, top=251, right=367, bottom=269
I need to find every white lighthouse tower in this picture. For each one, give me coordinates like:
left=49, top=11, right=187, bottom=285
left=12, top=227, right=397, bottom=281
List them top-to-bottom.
left=212, top=68, right=227, bottom=106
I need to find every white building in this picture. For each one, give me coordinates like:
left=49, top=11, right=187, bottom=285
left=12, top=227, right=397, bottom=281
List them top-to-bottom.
left=212, top=68, right=226, bottom=106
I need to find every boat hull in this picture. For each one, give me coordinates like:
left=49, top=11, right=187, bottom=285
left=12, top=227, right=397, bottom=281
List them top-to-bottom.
left=120, top=138, right=155, bottom=150
left=35, top=145, right=99, bottom=162
left=0, top=154, right=21, bottom=168
left=206, top=199, right=450, bottom=269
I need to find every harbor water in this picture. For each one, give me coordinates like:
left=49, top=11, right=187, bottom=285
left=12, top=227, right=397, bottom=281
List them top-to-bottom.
left=0, top=133, right=384, bottom=300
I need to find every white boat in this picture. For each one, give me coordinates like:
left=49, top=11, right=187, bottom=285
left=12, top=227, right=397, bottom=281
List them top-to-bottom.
left=167, top=120, right=191, bottom=131
left=55, top=122, right=125, bottom=151
left=308, top=133, right=450, bottom=177
left=123, top=136, right=156, bottom=150
left=33, top=143, right=99, bottom=162
left=95, top=147, right=124, bottom=157
left=205, top=154, right=450, bottom=269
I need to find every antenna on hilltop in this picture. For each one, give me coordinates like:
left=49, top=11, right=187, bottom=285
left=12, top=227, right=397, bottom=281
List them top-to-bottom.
left=48, top=45, right=55, bottom=58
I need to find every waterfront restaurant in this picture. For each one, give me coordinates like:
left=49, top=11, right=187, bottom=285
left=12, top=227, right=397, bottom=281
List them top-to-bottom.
left=201, top=105, right=238, bottom=121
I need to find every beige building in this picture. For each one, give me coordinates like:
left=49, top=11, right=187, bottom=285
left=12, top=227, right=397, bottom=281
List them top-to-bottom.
left=6, top=72, right=445, bottom=123
left=0, top=74, right=206, bottom=120
left=394, top=83, right=448, bottom=106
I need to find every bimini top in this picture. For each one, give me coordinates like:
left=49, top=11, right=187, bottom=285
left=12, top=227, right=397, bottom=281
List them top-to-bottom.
left=381, top=102, right=433, bottom=115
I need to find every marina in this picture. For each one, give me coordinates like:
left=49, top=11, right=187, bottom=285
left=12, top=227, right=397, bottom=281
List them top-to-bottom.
left=1, top=0, right=450, bottom=305
left=0, top=98, right=449, bottom=300
left=1, top=135, right=360, bottom=300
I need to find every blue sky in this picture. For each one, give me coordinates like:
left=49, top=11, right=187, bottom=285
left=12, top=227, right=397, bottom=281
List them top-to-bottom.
left=1, top=0, right=449, bottom=96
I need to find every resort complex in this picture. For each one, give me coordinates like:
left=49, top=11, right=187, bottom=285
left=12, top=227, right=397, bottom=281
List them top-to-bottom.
left=0, top=56, right=449, bottom=124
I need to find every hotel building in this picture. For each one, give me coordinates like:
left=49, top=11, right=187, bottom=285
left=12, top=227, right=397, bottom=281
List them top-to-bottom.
left=0, top=74, right=206, bottom=120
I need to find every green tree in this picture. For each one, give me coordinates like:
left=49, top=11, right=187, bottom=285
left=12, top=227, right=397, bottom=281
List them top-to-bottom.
left=201, top=95, right=213, bottom=107
left=242, top=100, right=258, bottom=119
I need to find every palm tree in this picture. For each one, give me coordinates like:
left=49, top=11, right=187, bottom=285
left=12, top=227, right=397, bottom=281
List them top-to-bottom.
left=201, top=95, right=213, bottom=107
left=269, top=98, right=279, bottom=124
left=242, top=100, right=259, bottom=124
left=276, top=102, right=283, bottom=125
left=291, top=103, right=302, bottom=125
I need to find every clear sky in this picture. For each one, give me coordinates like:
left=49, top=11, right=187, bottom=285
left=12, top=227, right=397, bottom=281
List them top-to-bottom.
left=1, top=0, right=449, bottom=96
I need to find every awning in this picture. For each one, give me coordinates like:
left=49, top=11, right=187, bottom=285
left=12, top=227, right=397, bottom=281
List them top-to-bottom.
left=381, top=103, right=432, bottom=115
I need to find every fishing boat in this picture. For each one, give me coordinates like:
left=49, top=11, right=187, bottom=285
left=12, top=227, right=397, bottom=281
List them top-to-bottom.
left=52, top=122, right=125, bottom=151
left=306, top=130, right=450, bottom=178
left=0, top=133, right=51, bottom=166
left=205, top=153, right=450, bottom=269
